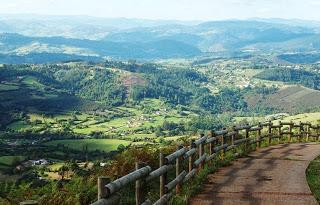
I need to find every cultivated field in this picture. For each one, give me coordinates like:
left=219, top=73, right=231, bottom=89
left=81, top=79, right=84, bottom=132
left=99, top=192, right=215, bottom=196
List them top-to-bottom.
left=44, top=139, right=131, bottom=152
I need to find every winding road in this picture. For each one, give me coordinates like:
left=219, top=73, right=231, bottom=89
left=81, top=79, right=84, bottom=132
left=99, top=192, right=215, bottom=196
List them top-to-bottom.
left=189, top=143, right=320, bottom=205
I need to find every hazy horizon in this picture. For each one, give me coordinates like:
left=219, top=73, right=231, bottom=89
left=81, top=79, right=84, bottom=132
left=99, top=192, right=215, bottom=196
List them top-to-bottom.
left=0, top=0, right=320, bottom=21
left=1, top=13, right=319, bottom=23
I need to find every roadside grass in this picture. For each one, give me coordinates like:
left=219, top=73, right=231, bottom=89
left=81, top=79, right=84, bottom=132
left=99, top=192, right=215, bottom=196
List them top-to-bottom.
left=44, top=139, right=131, bottom=152
left=169, top=154, right=235, bottom=205
left=306, top=155, right=320, bottom=203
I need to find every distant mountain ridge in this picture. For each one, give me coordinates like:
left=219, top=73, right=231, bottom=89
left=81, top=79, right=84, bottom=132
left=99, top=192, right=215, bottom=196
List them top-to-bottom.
left=1, top=15, right=320, bottom=62
left=0, top=33, right=201, bottom=63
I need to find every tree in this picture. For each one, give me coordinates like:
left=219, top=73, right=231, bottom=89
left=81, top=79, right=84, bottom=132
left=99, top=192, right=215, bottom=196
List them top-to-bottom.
left=117, top=144, right=126, bottom=152
left=58, top=165, right=69, bottom=180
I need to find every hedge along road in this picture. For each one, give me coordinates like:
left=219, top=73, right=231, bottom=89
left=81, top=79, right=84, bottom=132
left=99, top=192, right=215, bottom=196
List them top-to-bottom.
left=189, top=143, right=320, bottom=205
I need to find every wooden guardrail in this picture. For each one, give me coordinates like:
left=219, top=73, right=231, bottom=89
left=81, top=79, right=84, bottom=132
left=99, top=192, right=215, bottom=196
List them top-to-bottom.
left=91, top=121, right=320, bottom=205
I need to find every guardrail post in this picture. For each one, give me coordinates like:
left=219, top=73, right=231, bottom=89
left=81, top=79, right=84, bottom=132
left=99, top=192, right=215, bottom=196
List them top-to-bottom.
left=268, top=121, right=272, bottom=145
left=278, top=121, right=282, bottom=142
left=288, top=121, right=293, bottom=142
left=299, top=121, right=303, bottom=142
left=257, top=122, right=262, bottom=148
left=306, top=123, right=310, bottom=141
left=245, top=125, right=250, bottom=151
left=232, top=126, right=238, bottom=155
left=232, top=126, right=236, bottom=146
left=231, top=127, right=235, bottom=147
left=221, top=129, right=226, bottom=160
left=209, top=130, right=215, bottom=156
left=198, top=134, right=205, bottom=171
left=189, top=139, right=196, bottom=172
left=176, top=145, right=183, bottom=194
left=160, top=153, right=167, bottom=198
left=135, top=162, right=144, bottom=205
left=98, top=177, right=110, bottom=200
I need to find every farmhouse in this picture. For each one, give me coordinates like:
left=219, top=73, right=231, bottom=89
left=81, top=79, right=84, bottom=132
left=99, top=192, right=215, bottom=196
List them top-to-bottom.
left=23, top=159, right=49, bottom=167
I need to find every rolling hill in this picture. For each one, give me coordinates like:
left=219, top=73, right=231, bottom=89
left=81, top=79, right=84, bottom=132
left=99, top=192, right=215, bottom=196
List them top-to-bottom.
left=1, top=16, right=320, bottom=62
left=0, top=33, right=201, bottom=63
left=245, top=85, right=320, bottom=113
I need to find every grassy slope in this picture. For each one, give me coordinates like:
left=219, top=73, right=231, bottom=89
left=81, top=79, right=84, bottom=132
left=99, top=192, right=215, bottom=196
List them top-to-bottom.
left=245, top=85, right=320, bottom=113
left=234, top=112, right=320, bottom=125
left=281, top=112, right=320, bottom=124
left=44, top=139, right=131, bottom=152
left=306, top=155, right=320, bottom=203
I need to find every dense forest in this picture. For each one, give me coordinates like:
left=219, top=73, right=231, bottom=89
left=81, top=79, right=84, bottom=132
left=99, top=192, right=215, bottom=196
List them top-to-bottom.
left=278, top=53, right=320, bottom=64
left=0, top=62, right=248, bottom=115
left=2, top=62, right=318, bottom=133
left=255, top=68, right=320, bottom=90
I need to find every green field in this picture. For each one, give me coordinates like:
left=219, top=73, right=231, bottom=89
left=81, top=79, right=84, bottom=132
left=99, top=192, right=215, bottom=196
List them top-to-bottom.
left=22, top=76, right=44, bottom=88
left=0, top=83, right=19, bottom=91
left=72, top=99, right=192, bottom=135
left=8, top=101, right=190, bottom=136
left=234, top=112, right=320, bottom=125
left=280, top=112, right=320, bottom=124
left=234, top=116, right=265, bottom=124
left=7, top=121, right=32, bottom=131
left=164, top=135, right=189, bottom=141
left=44, top=139, right=131, bottom=152
left=0, top=156, right=25, bottom=166
left=47, top=162, right=64, bottom=171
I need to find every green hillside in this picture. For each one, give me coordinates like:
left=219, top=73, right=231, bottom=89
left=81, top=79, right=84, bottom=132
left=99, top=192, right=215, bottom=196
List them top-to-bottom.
left=0, top=59, right=320, bottom=205
left=255, top=68, right=320, bottom=90
left=245, top=85, right=320, bottom=113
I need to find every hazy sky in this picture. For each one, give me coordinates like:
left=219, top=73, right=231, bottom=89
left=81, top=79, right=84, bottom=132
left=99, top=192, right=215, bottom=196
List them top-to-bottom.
left=1, top=0, right=320, bottom=21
